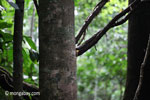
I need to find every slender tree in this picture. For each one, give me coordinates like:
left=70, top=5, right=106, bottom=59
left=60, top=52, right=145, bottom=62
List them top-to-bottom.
left=13, top=0, right=24, bottom=100
left=39, top=0, right=77, bottom=100
left=123, top=0, right=150, bottom=100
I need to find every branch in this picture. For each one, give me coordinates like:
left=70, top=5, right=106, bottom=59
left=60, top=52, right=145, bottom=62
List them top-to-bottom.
left=33, top=0, right=39, bottom=16
left=75, top=0, right=109, bottom=44
left=76, top=0, right=141, bottom=56
left=111, top=11, right=131, bottom=27
left=77, top=31, right=86, bottom=46
left=133, top=35, right=150, bottom=100
left=0, top=66, right=39, bottom=100
left=0, top=67, right=14, bottom=91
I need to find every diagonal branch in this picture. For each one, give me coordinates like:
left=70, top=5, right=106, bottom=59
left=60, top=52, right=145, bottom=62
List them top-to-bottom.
left=33, top=0, right=39, bottom=16
left=75, top=0, right=109, bottom=44
left=76, top=0, right=141, bottom=56
left=111, top=11, right=131, bottom=27
left=77, top=31, right=86, bottom=46
left=133, top=35, right=150, bottom=100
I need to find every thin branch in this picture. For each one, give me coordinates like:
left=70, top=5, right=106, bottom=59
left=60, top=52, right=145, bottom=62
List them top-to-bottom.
left=33, top=0, right=39, bottom=16
left=75, top=0, right=109, bottom=44
left=76, top=0, right=141, bottom=56
left=112, top=2, right=139, bottom=28
left=30, top=6, right=35, bottom=38
left=112, top=12, right=131, bottom=27
left=77, top=31, right=86, bottom=46
left=133, top=35, right=150, bottom=100
left=0, top=67, right=14, bottom=91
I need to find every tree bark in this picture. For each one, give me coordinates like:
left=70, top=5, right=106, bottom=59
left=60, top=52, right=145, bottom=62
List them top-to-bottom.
left=13, top=0, right=24, bottom=100
left=39, top=0, right=77, bottom=100
left=123, top=1, right=150, bottom=100
left=133, top=36, right=150, bottom=100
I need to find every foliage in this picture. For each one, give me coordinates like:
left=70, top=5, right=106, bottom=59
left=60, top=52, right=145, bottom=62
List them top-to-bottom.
left=0, top=0, right=128, bottom=100
left=0, top=0, right=38, bottom=86
left=75, top=0, right=128, bottom=100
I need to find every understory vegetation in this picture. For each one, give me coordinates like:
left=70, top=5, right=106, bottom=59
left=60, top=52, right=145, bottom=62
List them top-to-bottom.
left=0, top=0, right=128, bottom=100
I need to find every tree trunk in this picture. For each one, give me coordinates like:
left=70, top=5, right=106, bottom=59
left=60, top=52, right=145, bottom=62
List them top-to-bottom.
left=13, top=0, right=24, bottom=100
left=39, top=0, right=77, bottom=100
left=123, top=1, right=150, bottom=100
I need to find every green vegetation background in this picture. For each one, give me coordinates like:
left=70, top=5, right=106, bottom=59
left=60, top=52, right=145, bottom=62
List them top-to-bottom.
left=0, top=0, right=128, bottom=100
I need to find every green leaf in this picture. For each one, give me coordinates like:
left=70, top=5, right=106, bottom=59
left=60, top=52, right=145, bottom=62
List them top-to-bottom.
left=0, top=21, right=12, bottom=29
left=0, top=30, right=13, bottom=42
left=24, top=36, right=37, bottom=51
left=7, top=45, right=13, bottom=62
left=22, top=48, right=28, bottom=60
left=22, top=48, right=32, bottom=69
left=29, top=49, right=39, bottom=62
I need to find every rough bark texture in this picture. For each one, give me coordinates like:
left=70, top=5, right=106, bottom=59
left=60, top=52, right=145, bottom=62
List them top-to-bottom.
left=13, top=0, right=24, bottom=100
left=39, top=0, right=77, bottom=100
left=123, top=1, right=150, bottom=100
